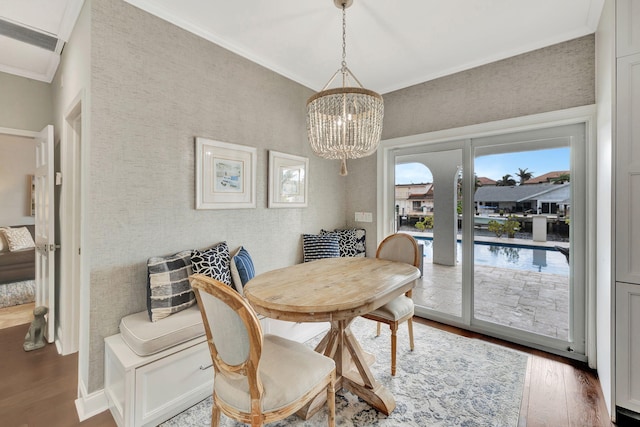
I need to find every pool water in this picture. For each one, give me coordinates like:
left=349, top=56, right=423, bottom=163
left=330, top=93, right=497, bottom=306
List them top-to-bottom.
left=416, top=238, right=569, bottom=276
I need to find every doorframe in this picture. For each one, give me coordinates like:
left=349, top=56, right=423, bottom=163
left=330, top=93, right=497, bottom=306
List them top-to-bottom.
left=58, top=91, right=84, bottom=355
left=377, top=105, right=597, bottom=365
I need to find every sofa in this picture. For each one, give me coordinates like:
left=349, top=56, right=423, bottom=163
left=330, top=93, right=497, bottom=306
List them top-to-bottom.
left=0, top=225, right=36, bottom=284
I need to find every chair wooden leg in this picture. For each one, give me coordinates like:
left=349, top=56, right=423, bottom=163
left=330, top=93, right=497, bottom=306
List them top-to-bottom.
left=408, top=318, right=415, bottom=351
left=376, top=322, right=381, bottom=337
left=390, top=324, right=398, bottom=376
left=327, top=372, right=336, bottom=427
left=211, top=402, right=221, bottom=427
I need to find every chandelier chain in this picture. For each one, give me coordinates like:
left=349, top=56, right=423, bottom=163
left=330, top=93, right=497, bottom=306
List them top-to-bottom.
left=341, top=3, right=347, bottom=72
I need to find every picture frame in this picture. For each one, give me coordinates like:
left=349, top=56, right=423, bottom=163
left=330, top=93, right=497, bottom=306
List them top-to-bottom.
left=195, top=137, right=257, bottom=209
left=268, top=150, right=308, bottom=208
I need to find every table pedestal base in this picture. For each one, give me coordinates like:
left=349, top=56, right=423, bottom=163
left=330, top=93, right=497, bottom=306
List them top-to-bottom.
left=296, top=319, right=396, bottom=419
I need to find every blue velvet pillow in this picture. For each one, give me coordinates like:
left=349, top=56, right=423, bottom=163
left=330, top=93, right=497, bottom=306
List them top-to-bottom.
left=302, top=233, right=340, bottom=262
left=230, top=246, right=256, bottom=295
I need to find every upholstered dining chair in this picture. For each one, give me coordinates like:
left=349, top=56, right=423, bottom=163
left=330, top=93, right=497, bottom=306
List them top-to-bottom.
left=362, top=233, right=420, bottom=376
left=189, top=273, right=336, bottom=427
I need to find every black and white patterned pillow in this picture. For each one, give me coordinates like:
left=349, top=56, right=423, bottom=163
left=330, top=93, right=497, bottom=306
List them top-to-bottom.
left=321, top=228, right=366, bottom=257
left=302, top=233, right=340, bottom=263
left=191, top=242, right=232, bottom=286
left=147, top=250, right=194, bottom=322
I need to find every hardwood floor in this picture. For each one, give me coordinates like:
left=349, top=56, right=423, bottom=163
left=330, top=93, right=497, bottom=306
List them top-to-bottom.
left=0, top=302, right=35, bottom=329
left=0, top=317, right=614, bottom=427
left=414, top=317, right=615, bottom=427
left=0, top=323, right=115, bottom=427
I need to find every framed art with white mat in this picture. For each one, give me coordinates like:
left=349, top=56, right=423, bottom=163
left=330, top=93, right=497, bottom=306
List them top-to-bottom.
left=195, top=137, right=257, bottom=209
left=268, top=150, right=308, bottom=208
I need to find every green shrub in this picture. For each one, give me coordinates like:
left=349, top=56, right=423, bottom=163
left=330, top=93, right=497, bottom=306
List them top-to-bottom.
left=415, top=216, right=434, bottom=231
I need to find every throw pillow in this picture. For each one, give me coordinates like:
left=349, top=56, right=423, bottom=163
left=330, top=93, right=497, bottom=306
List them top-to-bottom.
left=0, top=227, right=8, bottom=252
left=2, top=227, right=36, bottom=252
left=321, top=228, right=366, bottom=257
left=302, top=233, right=340, bottom=263
left=191, top=241, right=232, bottom=286
left=230, top=246, right=256, bottom=295
left=147, top=250, right=194, bottom=322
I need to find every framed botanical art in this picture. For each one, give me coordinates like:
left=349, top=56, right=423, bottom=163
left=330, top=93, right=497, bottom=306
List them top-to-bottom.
left=195, top=137, right=257, bottom=209
left=268, top=150, right=308, bottom=208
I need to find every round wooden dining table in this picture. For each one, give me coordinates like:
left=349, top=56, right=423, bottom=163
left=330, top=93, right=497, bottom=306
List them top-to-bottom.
left=243, top=256, right=421, bottom=418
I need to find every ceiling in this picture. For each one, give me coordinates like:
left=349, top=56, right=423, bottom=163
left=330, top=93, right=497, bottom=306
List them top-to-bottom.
left=2, top=0, right=604, bottom=93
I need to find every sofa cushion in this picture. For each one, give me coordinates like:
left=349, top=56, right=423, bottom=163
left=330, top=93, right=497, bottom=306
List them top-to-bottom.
left=1, top=227, right=36, bottom=252
left=302, top=233, right=340, bottom=263
left=191, top=242, right=232, bottom=286
left=230, top=246, right=256, bottom=295
left=147, top=250, right=194, bottom=322
left=119, top=305, right=205, bottom=356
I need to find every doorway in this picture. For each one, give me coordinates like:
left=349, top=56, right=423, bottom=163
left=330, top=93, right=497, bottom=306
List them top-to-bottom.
left=380, top=110, right=594, bottom=360
left=0, top=130, right=39, bottom=330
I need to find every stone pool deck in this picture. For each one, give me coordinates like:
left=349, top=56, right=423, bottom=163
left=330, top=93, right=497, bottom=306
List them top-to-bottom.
left=405, top=231, right=570, bottom=340
left=413, top=263, right=569, bottom=340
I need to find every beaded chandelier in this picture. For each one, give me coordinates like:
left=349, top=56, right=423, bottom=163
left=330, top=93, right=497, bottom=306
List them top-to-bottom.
left=306, top=0, right=384, bottom=176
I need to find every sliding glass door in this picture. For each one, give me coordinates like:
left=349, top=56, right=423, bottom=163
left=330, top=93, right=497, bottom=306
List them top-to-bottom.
left=390, top=123, right=586, bottom=357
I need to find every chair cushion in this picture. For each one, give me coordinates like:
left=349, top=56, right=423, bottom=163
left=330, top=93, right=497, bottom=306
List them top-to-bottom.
left=368, top=295, right=414, bottom=321
left=119, top=305, right=205, bottom=356
left=214, top=334, right=335, bottom=413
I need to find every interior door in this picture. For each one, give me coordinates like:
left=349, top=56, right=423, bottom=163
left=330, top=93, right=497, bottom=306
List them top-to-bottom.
left=34, top=125, right=55, bottom=342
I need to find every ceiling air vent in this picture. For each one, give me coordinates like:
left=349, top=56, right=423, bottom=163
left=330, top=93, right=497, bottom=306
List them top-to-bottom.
left=0, top=18, right=59, bottom=52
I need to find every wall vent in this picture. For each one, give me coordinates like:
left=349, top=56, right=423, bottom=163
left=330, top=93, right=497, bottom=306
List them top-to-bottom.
left=0, top=18, right=59, bottom=52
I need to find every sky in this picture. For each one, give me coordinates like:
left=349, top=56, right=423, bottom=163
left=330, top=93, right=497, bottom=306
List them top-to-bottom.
left=395, top=147, right=570, bottom=184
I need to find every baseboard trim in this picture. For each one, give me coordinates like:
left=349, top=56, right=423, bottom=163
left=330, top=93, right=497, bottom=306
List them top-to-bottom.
left=75, top=381, right=108, bottom=421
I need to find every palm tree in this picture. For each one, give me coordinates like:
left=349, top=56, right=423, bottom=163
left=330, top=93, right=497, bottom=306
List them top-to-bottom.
left=516, top=168, right=534, bottom=185
left=552, top=173, right=571, bottom=184
left=496, top=174, right=516, bottom=186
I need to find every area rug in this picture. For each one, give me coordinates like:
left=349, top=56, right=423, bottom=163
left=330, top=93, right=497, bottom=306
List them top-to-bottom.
left=161, top=317, right=528, bottom=427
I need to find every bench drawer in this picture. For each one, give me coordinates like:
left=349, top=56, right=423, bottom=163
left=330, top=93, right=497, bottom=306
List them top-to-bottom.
left=135, top=340, right=213, bottom=426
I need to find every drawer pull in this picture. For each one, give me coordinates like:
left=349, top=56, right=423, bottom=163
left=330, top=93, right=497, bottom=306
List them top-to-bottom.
left=199, top=363, right=213, bottom=370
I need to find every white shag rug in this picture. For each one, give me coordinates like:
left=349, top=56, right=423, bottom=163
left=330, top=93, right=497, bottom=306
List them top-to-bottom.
left=162, top=317, right=528, bottom=427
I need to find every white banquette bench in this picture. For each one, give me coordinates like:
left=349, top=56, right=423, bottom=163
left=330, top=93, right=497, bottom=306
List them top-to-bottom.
left=104, top=230, right=369, bottom=427
left=105, top=305, right=328, bottom=427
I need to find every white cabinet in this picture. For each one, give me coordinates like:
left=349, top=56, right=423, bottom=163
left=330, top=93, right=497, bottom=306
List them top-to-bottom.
left=617, top=0, right=640, bottom=57
left=615, top=1, right=640, bottom=421
left=615, top=52, right=640, bottom=284
left=616, top=282, right=640, bottom=412
left=105, top=335, right=213, bottom=427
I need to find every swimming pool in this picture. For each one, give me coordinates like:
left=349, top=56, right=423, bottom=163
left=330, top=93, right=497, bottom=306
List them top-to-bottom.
left=415, top=237, right=569, bottom=276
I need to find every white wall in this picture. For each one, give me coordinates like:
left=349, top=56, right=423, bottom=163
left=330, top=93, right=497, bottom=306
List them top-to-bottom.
left=595, top=0, right=615, bottom=417
left=0, top=72, right=52, bottom=132
left=0, top=134, right=35, bottom=226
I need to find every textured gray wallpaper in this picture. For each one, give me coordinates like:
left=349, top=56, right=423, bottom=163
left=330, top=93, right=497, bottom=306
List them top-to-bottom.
left=88, top=0, right=346, bottom=392
left=346, top=35, right=595, bottom=250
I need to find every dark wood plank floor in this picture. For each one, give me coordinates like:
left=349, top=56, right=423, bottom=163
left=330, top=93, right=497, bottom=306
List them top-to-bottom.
left=0, top=318, right=614, bottom=427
